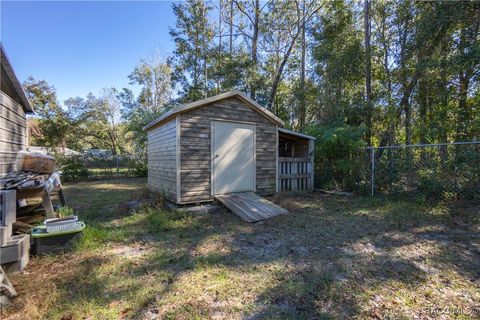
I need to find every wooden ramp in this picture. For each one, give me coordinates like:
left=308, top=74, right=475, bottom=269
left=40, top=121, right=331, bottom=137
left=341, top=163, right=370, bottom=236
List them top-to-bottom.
left=215, top=192, right=288, bottom=222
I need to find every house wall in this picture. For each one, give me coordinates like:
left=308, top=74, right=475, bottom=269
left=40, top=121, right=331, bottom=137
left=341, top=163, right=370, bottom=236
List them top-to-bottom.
left=0, top=91, right=27, bottom=175
left=179, top=97, right=277, bottom=204
left=147, top=118, right=177, bottom=201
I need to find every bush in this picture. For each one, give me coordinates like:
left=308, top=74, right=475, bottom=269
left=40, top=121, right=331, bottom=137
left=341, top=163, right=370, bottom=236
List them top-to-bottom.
left=306, top=124, right=367, bottom=192
left=127, top=148, right=148, bottom=177
left=56, top=155, right=89, bottom=180
left=130, top=158, right=148, bottom=177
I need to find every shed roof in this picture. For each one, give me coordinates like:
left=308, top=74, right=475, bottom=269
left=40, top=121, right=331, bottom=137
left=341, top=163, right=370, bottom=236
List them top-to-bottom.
left=0, top=43, right=33, bottom=113
left=143, top=91, right=284, bottom=131
left=278, top=128, right=316, bottom=140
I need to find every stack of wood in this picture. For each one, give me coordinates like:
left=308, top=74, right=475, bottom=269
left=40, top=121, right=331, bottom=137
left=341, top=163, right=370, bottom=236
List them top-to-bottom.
left=1, top=152, right=65, bottom=220
left=1, top=171, right=49, bottom=197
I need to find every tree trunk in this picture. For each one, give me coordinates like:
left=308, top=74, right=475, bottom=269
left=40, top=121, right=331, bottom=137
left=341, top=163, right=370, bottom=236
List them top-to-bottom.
left=202, top=0, right=208, bottom=98
left=217, top=0, right=223, bottom=94
left=229, top=0, right=233, bottom=54
left=250, top=0, right=260, bottom=100
left=298, top=0, right=307, bottom=131
left=364, top=0, right=373, bottom=146
left=456, top=28, right=471, bottom=141
left=267, top=30, right=301, bottom=109
left=439, top=50, right=449, bottom=161
left=456, top=71, right=470, bottom=141
left=418, top=79, right=429, bottom=144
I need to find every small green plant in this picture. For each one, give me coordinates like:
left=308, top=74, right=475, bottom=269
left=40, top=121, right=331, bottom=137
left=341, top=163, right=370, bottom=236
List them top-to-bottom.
left=56, top=206, right=75, bottom=218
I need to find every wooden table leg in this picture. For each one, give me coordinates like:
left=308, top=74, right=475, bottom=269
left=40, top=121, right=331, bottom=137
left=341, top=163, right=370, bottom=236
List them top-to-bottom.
left=58, top=189, right=67, bottom=207
left=41, top=190, right=55, bottom=218
left=0, top=266, right=17, bottom=297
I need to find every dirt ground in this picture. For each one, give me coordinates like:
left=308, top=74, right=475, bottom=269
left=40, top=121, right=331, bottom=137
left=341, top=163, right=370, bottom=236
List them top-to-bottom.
left=2, top=178, right=479, bottom=319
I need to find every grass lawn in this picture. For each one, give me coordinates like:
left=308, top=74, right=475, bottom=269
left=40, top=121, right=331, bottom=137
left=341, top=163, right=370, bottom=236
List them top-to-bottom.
left=85, top=167, right=137, bottom=178
left=3, top=178, right=479, bottom=319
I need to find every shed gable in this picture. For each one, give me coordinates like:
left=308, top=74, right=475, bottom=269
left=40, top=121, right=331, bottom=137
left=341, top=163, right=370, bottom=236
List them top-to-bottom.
left=143, top=91, right=284, bottom=131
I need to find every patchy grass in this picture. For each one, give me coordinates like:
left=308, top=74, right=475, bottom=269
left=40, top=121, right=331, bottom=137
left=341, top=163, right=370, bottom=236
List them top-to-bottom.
left=86, top=167, right=137, bottom=178
left=2, top=178, right=479, bottom=319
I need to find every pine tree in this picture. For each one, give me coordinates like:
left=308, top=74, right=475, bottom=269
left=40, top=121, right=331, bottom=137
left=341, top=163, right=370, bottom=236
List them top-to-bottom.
left=169, top=0, right=215, bottom=102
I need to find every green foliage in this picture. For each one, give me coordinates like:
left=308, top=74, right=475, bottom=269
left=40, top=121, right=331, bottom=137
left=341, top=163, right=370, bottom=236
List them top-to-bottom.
left=169, top=0, right=215, bottom=101
left=127, top=55, right=172, bottom=114
left=23, top=77, right=75, bottom=148
left=64, top=89, right=124, bottom=155
left=307, top=125, right=367, bottom=191
left=128, top=154, right=148, bottom=177
left=56, top=155, right=89, bottom=181
left=56, top=206, right=75, bottom=218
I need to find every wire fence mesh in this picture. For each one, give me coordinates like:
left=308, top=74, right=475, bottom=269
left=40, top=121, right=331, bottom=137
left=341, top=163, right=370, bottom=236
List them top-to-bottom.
left=366, top=141, right=480, bottom=202
left=57, top=154, right=147, bottom=181
left=82, top=155, right=142, bottom=179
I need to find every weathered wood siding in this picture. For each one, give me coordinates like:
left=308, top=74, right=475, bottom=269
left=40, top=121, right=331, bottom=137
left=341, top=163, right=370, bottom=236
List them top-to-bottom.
left=0, top=91, right=27, bottom=175
left=179, top=97, right=277, bottom=204
left=147, top=118, right=177, bottom=201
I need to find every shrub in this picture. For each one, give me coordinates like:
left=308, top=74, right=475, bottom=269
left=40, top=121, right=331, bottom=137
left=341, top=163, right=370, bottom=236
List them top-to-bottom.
left=306, top=124, right=367, bottom=192
left=127, top=149, right=148, bottom=177
left=56, top=155, right=89, bottom=180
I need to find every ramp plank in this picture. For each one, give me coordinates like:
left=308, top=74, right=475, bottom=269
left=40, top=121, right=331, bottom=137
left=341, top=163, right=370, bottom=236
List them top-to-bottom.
left=215, top=192, right=288, bottom=222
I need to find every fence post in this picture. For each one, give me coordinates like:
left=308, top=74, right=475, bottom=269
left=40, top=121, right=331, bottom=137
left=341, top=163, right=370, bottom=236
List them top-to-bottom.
left=370, top=147, right=375, bottom=196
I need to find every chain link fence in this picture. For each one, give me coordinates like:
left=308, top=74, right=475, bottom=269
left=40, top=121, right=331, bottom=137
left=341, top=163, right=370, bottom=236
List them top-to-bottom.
left=366, top=141, right=480, bottom=202
left=57, top=154, right=147, bottom=181
left=81, top=154, right=143, bottom=179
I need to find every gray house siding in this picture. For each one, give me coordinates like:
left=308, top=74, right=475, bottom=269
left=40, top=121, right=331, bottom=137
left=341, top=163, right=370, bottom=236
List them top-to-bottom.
left=0, top=91, right=27, bottom=174
left=147, top=118, right=177, bottom=201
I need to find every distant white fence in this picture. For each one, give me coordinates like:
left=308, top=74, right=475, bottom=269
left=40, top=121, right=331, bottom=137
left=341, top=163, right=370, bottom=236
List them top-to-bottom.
left=278, top=157, right=313, bottom=192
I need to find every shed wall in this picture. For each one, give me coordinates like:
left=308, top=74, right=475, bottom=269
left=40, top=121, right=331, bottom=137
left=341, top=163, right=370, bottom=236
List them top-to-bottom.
left=0, top=91, right=27, bottom=174
left=179, top=97, right=277, bottom=203
left=147, top=118, right=177, bottom=201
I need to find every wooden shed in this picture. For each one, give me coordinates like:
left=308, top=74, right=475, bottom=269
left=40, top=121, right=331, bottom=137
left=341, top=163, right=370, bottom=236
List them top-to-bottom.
left=1, top=44, right=34, bottom=175
left=143, top=91, right=315, bottom=205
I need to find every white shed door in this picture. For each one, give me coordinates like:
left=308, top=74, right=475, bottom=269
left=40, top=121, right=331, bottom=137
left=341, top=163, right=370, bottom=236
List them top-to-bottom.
left=212, top=121, right=255, bottom=195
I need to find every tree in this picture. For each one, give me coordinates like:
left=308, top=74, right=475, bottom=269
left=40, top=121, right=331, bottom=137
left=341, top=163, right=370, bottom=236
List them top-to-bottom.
left=165, top=0, right=479, bottom=149
left=169, top=0, right=215, bottom=102
left=232, top=0, right=263, bottom=99
left=265, top=0, right=323, bottom=111
left=311, top=0, right=364, bottom=126
left=364, top=0, right=372, bottom=145
left=128, top=53, right=172, bottom=115
left=117, top=54, right=174, bottom=157
left=23, top=77, right=73, bottom=148
left=64, top=89, right=124, bottom=154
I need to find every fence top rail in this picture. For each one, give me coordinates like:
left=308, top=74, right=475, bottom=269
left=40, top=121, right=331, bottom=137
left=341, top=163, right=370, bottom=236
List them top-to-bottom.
left=366, top=140, right=480, bottom=150
left=278, top=157, right=310, bottom=162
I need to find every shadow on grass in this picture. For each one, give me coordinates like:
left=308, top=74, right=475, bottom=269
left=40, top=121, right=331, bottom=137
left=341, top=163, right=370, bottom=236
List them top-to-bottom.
left=47, top=184, right=479, bottom=319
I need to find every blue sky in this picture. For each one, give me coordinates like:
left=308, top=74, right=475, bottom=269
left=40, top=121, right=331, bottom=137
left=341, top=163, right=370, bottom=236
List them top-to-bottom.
left=1, top=1, right=176, bottom=104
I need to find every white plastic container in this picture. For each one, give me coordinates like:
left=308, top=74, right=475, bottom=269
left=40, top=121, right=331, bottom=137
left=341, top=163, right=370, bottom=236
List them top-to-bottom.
left=45, top=216, right=78, bottom=233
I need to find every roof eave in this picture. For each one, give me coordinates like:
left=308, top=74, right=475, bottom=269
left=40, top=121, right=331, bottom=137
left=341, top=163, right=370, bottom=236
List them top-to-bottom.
left=0, top=43, right=34, bottom=113
left=278, top=127, right=316, bottom=140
